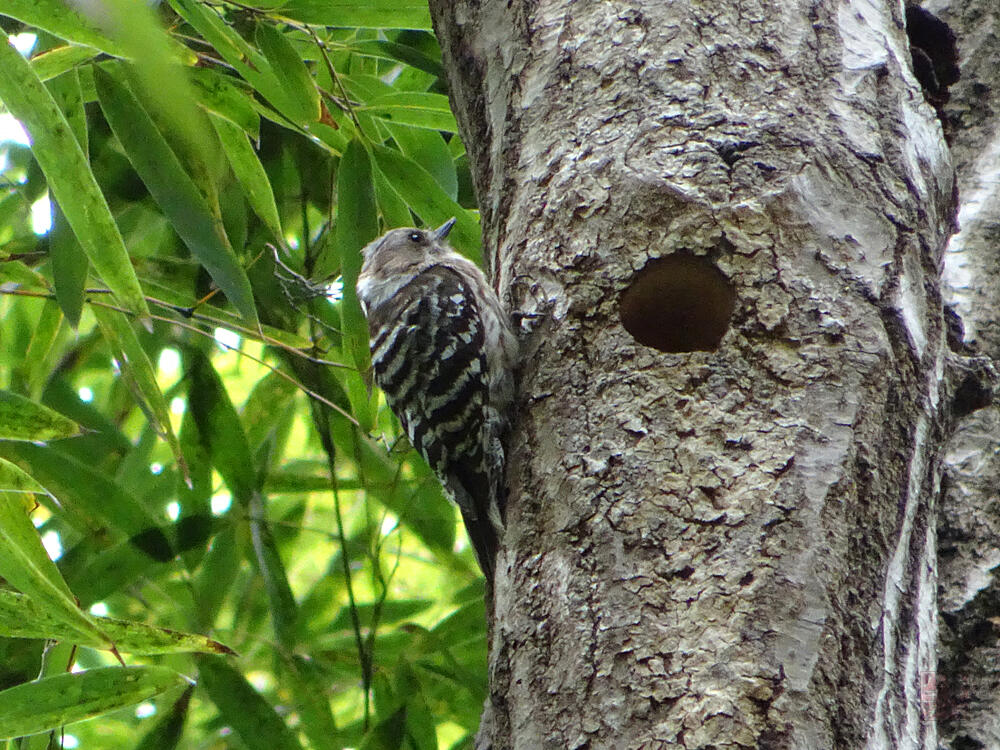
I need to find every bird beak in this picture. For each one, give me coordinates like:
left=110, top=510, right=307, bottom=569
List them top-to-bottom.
left=433, top=217, right=457, bottom=241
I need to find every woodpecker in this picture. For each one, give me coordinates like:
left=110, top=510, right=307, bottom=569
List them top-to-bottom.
left=356, top=219, right=516, bottom=581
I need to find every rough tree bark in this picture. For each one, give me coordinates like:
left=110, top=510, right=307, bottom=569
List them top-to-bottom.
left=929, top=0, right=1000, bottom=746
left=429, top=1, right=957, bottom=747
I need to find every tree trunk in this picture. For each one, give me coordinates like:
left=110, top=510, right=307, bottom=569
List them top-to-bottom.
left=928, top=0, right=1000, bottom=746
left=429, top=1, right=956, bottom=747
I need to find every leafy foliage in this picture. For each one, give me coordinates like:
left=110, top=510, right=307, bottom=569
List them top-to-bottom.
left=0, top=3, right=488, bottom=748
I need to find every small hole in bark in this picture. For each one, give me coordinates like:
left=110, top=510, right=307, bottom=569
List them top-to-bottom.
left=620, top=255, right=735, bottom=352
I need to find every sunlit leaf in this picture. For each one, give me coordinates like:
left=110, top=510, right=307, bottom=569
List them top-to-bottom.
left=1, top=0, right=125, bottom=56
left=275, top=1, right=433, bottom=29
left=0, top=30, right=151, bottom=323
left=360, top=92, right=457, bottom=132
left=0, top=459, right=109, bottom=648
left=0, top=589, right=235, bottom=656
left=0, top=666, right=188, bottom=739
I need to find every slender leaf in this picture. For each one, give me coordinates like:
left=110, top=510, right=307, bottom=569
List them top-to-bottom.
left=1, top=0, right=125, bottom=56
left=169, top=0, right=307, bottom=129
left=274, top=1, right=433, bottom=29
left=255, top=21, right=319, bottom=124
left=0, top=30, right=151, bottom=323
left=346, top=40, right=444, bottom=79
left=30, top=45, right=100, bottom=83
left=94, top=66, right=258, bottom=326
left=189, top=67, right=260, bottom=136
left=46, top=70, right=89, bottom=327
left=360, top=92, right=457, bottom=132
left=211, top=114, right=282, bottom=239
left=385, top=123, right=457, bottom=201
left=335, top=140, right=378, bottom=430
left=371, top=145, right=481, bottom=261
left=90, top=306, right=188, bottom=485
left=186, top=351, right=257, bottom=505
left=0, top=390, right=82, bottom=442
left=0, top=442, right=173, bottom=560
left=0, top=460, right=109, bottom=648
left=0, top=590, right=235, bottom=656
left=198, top=656, right=303, bottom=750
left=0, top=666, right=188, bottom=739
left=135, top=687, right=193, bottom=750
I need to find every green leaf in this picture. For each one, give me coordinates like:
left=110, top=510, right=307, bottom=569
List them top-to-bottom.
left=1, top=0, right=125, bottom=57
left=85, top=0, right=212, bottom=168
left=169, top=0, right=308, bottom=130
left=274, top=1, right=432, bottom=29
left=254, top=21, right=319, bottom=125
left=0, top=30, right=151, bottom=323
left=346, top=40, right=444, bottom=79
left=30, top=45, right=100, bottom=83
left=94, top=66, right=258, bottom=326
left=189, top=67, right=261, bottom=136
left=46, top=70, right=89, bottom=327
left=360, top=92, right=457, bottom=132
left=210, top=114, right=283, bottom=239
left=385, top=123, right=457, bottom=201
left=335, top=140, right=378, bottom=430
left=371, top=145, right=481, bottom=261
left=90, top=306, right=189, bottom=486
left=186, top=351, right=257, bottom=505
left=0, top=390, right=82, bottom=442
left=0, top=442, right=173, bottom=560
left=0, top=460, right=109, bottom=648
left=0, top=590, right=236, bottom=656
left=198, top=656, right=304, bottom=750
left=281, top=656, right=339, bottom=750
left=0, top=666, right=188, bottom=739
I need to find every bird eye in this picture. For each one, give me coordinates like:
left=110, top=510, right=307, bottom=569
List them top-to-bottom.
left=408, top=232, right=422, bottom=243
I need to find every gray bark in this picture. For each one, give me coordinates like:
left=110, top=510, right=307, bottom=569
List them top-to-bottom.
left=927, top=0, right=1000, bottom=746
left=429, top=1, right=956, bottom=747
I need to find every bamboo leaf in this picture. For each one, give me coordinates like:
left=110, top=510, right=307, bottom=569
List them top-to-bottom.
left=1, top=0, right=125, bottom=56
left=274, top=1, right=432, bottom=29
left=254, top=21, right=319, bottom=125
left=0, top=30, right=151, bottom=323
left=30, top=45, right=100, bottom=83
left=94, top=66, right=258, bottom=326
left=190, top=67, right=260, bottom=137
left=46, top=69, right=90, bottom=327
left=360, top=92, right=457, bottom=132
left=210, top=114, right=283, bottom=239
left=385, top=123, right=457, bottom=200
left=336, top=140, right=378, bottom=430
left=371, top=145, right=481, bottom=262
left=90, top=306, right=189, bottom=486
left=0, top=390, right=82, bottom=442
left=0, top=442, right=173, bottom=560
left=0, top=460, right=109, bottom=648
left=0, top=590, right=236, bottom=656
left=197, top=657, right=303, bottom=750
left=0, top=666, right=188, bottom=739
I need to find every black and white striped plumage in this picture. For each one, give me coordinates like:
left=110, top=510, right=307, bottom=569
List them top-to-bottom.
left=356, top=219, right=516, bottom=580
